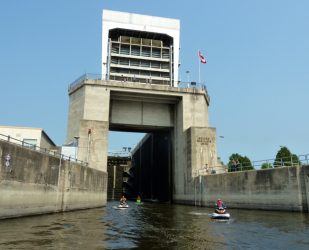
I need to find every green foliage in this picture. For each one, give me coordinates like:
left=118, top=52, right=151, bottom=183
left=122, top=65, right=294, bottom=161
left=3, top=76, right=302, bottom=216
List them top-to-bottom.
left=273, top=146, right=300, bottom=167
left=227, top=153, right=254, bottom=172
left=261, top=163, right=273, bottom=169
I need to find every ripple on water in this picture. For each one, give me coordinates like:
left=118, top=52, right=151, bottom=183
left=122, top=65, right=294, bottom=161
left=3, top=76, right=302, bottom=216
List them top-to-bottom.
left=0, top=203, right=308, bottom=249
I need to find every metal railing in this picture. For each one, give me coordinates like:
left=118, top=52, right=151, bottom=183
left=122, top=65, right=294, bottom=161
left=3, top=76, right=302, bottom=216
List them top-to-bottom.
left=68, top=73, right=210, bottom=96
left=68, top=73, right=101, bottom=91
left=108, top=75, right=171, bottom=85
left=178, top=81, right=206, bottom=90
left=0, top=133, right=88, bottom=166
left=108, top=150, right=132, bottom=158
left=208, top=153, right=309, bottom=174
left=251, top=154, right=309, bottom=168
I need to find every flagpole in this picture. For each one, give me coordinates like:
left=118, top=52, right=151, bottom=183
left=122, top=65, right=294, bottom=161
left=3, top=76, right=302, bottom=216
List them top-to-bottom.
left=198, top=49, right=200, bottom=83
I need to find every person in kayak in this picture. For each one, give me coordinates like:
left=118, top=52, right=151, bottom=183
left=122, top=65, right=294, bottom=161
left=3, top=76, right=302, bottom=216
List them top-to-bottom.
left=120, top=195, right=127, bottom=205
left=136, top=195, right=141, bottom=203
left=216, top=199, right=225, bottom=208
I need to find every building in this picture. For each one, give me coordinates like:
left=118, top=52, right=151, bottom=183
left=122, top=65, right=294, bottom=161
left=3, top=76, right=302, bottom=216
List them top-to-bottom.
left=102, top=10, right=180, bottom=86
left=0, top=126, right=56, bottom=150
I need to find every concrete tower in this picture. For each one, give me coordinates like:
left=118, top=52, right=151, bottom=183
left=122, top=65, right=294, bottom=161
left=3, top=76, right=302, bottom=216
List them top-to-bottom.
left=102, top=10, right=180, bottom=87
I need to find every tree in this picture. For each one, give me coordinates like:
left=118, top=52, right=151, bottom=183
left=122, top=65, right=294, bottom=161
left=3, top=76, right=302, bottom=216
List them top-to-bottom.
left=273, top=146, right=300, bottom=167
left=227, top=153, right=254, bottom=172
left=261, top=163, right=273, bottom=169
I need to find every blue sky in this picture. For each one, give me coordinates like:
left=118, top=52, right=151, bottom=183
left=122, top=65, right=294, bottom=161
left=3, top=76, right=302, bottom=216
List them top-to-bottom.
left=0, top=0, right=308, bottom=164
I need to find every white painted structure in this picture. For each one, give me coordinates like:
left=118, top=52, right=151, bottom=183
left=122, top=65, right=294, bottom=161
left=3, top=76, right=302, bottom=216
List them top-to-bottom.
left=102, top=10, right=180, bottom=87
left=0, top=126, right=56, bottom=149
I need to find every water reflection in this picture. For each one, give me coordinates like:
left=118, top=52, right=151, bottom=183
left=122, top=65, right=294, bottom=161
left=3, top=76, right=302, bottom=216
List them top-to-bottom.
left=0, top=201, right=308, bottom=249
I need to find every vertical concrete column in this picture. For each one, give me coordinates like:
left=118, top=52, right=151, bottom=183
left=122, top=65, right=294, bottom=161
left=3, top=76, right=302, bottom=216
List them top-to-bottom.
left=67, top=83, right=111, bottom=172
left=82, top=85, right=110, bottom=172
left=66, top=87, right=86, bottom=144
left=173, top=92, right=216, bottom=203
left=79, top=120, right=109, bottom=172
left=298, top=165, right=309, bottom=212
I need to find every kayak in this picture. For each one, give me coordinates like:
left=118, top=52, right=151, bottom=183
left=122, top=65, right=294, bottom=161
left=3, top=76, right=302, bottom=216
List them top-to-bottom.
left=113, top=203, right=129, bottom=210
left=118, top=203, right=129, bottom=209
left=211, top=207, right=230, bottom=220
left=211, top=212, right=230, bottom=219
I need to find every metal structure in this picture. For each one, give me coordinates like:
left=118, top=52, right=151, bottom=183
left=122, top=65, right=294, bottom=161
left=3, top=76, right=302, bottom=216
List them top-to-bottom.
left=102, top=10, right=180, bottom=87
left=0, top=133, right=87, bottom=166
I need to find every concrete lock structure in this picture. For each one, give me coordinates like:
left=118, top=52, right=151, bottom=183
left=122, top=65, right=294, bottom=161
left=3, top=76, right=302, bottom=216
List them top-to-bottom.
left=1, top=10, right=308, bottom=219
left=66, top=10, right=220, bottom=204
left=66, top=79, right=218, bottom=204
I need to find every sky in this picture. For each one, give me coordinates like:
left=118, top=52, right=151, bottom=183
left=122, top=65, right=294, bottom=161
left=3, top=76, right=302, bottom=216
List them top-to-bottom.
left=0, top=0, right=308, bottom=164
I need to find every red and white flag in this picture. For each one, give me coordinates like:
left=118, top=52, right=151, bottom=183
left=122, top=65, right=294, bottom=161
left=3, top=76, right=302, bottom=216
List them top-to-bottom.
left=199, top=51, right=207, bottom=64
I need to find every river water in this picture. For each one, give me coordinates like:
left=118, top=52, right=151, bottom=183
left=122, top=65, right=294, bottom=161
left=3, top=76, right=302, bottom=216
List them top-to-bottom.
left=0, top=201, right=308, bottom=250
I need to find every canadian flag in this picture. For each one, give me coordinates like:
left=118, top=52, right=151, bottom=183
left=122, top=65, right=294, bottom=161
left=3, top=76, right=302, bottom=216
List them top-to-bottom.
left=199, top=51, right=207, bottom=64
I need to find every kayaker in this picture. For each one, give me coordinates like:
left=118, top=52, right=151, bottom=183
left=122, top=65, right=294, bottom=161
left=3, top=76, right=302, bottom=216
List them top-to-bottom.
left=120, top=195, right=127, bottom=205
left=136, top=195, right=141, bottom=203
left=216, top=199, right=224, bottom=208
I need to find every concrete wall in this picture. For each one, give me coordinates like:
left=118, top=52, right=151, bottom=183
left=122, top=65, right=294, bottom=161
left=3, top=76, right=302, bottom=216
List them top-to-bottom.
left=110, top=100, right=174, bottom=128
left=0, top=140, right=107, bottom=219
left=176, top=165, right=309, bottom=212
